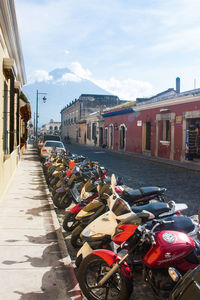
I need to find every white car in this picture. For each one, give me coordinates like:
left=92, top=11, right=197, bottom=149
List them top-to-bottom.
left=40, top=140, right=66, bottom=158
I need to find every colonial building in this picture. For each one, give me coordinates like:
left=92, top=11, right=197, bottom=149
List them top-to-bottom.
left=0, top=0, right=30, bottom=198
left=102, top=79, right=200, bottom=163
left=61, top=94, right=122, bottom=143
left=84, top=110, right=104, bottom=147
left=40, top=119, right=61, bottom=135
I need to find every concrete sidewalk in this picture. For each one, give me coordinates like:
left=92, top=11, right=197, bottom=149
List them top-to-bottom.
left=0, top=144, right=82, bottom=300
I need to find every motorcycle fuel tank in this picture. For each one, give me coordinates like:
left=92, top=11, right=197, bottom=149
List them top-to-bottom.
left=143, top=230, right=195, bottom=268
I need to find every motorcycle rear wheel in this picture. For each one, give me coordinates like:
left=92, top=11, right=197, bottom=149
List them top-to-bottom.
left=63, top=212, right=78, bottom=232
left=77, top=253, right=132, bottom=300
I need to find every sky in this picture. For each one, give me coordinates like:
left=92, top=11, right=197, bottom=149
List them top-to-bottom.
left=15, top=0, right=200, bottom=101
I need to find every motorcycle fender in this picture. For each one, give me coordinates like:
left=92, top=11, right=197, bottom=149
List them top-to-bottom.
left=77, top=242, right=93, bottom=260
left=93, top=249, right=132, bottom=278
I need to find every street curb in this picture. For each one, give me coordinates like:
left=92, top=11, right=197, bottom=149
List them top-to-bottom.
left=40, top=162, right=82, bottom=300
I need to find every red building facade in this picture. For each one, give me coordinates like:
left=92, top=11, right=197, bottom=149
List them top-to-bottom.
left=103, top=92, right=200, bottom=162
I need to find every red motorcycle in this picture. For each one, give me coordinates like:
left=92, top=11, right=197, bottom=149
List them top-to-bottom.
left=77, top=216, right=200, bottom=300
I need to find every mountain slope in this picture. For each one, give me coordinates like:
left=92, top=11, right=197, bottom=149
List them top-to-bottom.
left=23, top=68, right=110, bottom=126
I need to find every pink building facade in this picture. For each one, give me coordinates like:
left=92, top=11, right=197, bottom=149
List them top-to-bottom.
left=103, top=91, right=200, bottom=162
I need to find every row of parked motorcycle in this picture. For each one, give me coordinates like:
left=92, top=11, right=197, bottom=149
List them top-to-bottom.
left=42, top=150, right=200, bottom=300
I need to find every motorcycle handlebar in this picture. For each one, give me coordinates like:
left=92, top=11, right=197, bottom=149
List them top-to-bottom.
left=149, top=219, right=175, bottom=245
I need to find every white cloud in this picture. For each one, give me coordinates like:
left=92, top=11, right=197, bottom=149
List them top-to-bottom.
left=151, top=26, right=200, bottom=53
left=65, top=50, right=70, bottom=55
left=69, top=62, right=92, bottom=80
left=29, top=70, right=53, bottom=83
left=57, top=73, right=81, bottom=83
left=94, top=77, right=153, bottom=100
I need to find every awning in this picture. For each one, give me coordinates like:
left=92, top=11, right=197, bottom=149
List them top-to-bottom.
left=20, top=102, right=31, bottom=122
left=102, top=108, right=135, bottom=117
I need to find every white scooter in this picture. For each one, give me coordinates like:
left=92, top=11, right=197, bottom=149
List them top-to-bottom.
left=76, top=174, right=196, bottom=267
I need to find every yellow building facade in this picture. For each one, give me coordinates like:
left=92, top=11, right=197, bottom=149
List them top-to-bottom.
left=0, top=0, right=30, bottom=198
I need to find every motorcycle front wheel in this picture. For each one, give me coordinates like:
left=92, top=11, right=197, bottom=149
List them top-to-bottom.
left=52, top=192, right=72, bottom=209
left=71, top=225, right=84, bottom=248
left=77, top=253, right=132, bottom=300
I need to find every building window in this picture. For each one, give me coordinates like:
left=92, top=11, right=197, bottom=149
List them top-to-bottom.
left=10, top=72, right=15, bottom=153
left=16, top=90, right=19, bottom=146
left=76, top=110, right=78, bottom=123
left=73, top=112, right=75, bottom=123
left=163, top=120, right=170, bottom=141
left=92, top=123, right=96, bottom=140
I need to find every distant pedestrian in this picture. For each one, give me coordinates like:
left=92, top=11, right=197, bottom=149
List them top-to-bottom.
left=94, top=136, right=97, bottom=147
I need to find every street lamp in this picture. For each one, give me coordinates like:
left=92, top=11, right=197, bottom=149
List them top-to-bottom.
left=35, top=89, right=47, bottom=144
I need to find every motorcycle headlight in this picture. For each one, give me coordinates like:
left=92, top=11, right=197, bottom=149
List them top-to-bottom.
left=81, top=191, right=94, bottom=200
left=82, top=229, right=105, bottom=238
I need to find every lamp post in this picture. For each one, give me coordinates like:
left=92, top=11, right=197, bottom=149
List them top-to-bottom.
left=35, top=89, right=47, bottom=144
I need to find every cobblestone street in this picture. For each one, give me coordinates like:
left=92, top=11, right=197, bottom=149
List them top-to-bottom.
left=65, top=143, right=200, bottom=215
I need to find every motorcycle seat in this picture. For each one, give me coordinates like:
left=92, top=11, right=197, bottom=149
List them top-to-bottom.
left=121, top=186, right=165, bottom=204
left=131, top=202, right=170, bottom=217
left=147, top=215, right=195, bottom=234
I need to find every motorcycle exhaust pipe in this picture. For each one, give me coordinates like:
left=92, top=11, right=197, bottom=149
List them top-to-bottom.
left=98, top=253, right=129, bottom=287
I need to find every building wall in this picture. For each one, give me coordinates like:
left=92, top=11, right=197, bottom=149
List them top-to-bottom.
left=61, top=101, right=80, bottom=142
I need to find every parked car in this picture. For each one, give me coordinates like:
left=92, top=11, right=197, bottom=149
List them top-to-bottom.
left=38, top=134, right=61, bottom=151
left=43, top=134, right=61, bottom=142
left=40, top=140, right=66, bottom=158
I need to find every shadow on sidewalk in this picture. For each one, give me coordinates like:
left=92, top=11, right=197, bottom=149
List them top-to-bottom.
left=3, top=231, right=81, bottom=300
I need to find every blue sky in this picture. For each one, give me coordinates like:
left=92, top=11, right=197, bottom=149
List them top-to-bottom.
left=15, top=0, right=200, bottom=100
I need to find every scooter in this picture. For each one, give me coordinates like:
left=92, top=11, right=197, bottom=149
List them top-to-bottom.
left=63, top=172, right=119, bottom=232
left=70, top=174, right=167, bottom=248
left=63, top=176, right=100, bottom=231
left=77, top=217, right=200, bottom=300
